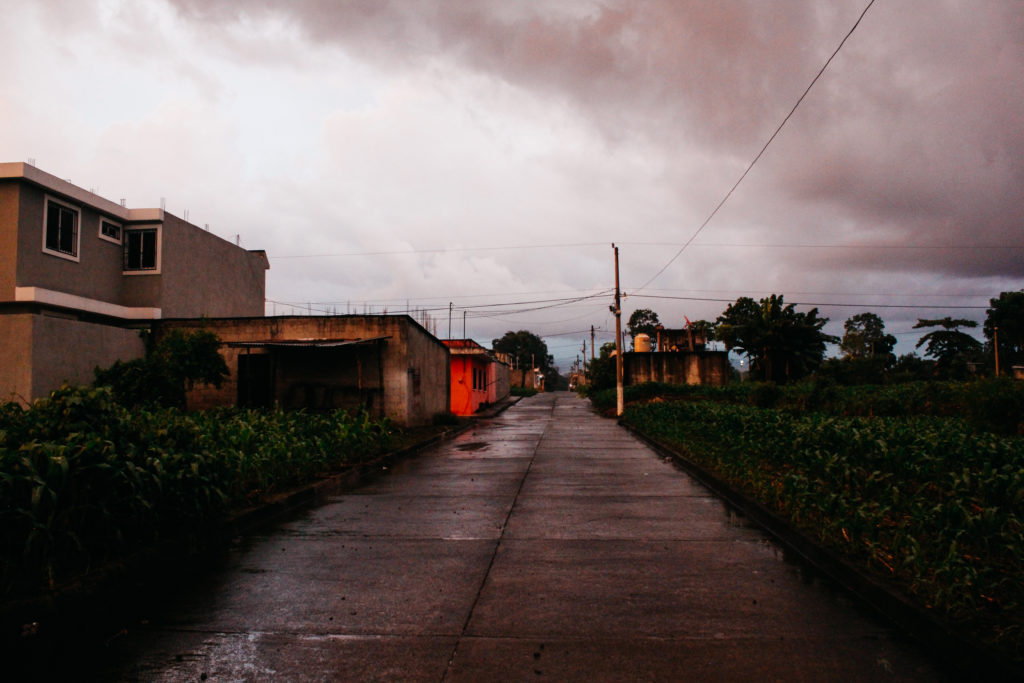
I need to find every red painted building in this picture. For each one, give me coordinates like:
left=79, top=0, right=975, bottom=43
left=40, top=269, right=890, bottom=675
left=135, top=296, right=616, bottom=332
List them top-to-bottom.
left=443, top=339, right=509, bottom=416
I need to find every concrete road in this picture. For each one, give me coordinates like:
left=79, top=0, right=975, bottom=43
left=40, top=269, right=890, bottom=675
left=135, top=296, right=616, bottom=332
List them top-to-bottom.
left=103, top=392, right=943, bottom=681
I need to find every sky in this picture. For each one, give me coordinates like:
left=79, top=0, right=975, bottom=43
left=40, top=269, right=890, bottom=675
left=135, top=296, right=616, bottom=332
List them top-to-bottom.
left=2, top=0, right=1022, bottom=371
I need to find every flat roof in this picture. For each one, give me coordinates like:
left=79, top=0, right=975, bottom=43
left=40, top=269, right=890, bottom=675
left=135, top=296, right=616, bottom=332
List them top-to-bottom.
left=227, top=336, right=389, bottom=349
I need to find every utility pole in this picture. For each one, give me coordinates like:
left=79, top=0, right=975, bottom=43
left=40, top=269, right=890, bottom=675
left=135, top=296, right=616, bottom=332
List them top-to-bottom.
left=611, top=244, right=624, bottom=416
left=448, top=302, right=453, bottom=339
left=591, top=325, right=595, bottom=363
left=994, top=326, right=1000, bottom=377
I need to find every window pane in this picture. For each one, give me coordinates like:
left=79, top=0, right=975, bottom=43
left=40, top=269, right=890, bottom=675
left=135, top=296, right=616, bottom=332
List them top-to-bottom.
left=45, top=203, right=61, bottom=251
left=58, top=207, right=76, bottom=254
left=124, top=229, right=158, bottom=270
left=141, top=230, right=156, bottom=268
left=124, top=232, right=141, bottom=269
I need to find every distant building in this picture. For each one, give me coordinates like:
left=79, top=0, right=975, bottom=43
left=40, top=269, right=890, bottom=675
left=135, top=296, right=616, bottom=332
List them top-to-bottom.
left=0, top=162, right=268, bottom=403
left=160, top=315, right=451, bottom=427
left=443, top=339, right=510, bottom=415
left=623, top=349, right=729, bottom=386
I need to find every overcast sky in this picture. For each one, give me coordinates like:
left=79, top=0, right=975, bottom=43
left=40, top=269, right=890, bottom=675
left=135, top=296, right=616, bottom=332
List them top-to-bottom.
left=3, top=0, right=1022, bottom=369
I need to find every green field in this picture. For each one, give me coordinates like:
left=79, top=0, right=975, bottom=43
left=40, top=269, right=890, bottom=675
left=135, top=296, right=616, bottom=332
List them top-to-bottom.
left=611, top=380, right=1024, bottom=662
left=0, top=386, right=394, bottom=597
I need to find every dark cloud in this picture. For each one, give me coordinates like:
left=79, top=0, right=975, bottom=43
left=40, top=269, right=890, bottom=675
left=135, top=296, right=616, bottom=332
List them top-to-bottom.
left=166, top=1, right=1024, bottom=286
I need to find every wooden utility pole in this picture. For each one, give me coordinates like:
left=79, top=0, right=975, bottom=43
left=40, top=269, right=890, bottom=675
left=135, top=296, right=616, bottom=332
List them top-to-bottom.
left=612, top=244, right=624, bottom=416
left=591, top=325, right=596, bottom=363
left=994, top=326, right=1000, bottom=377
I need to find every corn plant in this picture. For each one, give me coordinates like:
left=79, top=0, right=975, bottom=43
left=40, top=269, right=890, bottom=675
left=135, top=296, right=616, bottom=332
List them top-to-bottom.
left=1, top=386, right=392, bottom=597
left=623, top=399, right=1024, bottom=660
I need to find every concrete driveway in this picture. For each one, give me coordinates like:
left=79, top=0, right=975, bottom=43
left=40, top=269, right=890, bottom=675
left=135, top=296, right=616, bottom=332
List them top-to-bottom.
left=104, top=392, right=942, bottom=681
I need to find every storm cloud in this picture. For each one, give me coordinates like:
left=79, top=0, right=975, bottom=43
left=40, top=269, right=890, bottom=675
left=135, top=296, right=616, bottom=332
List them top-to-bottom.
left=4, top=0, right=1022, bottom=364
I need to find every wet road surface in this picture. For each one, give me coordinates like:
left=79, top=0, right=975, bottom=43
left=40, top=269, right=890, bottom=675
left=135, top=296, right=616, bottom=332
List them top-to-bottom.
left=103, top=392, right=943, bottom=681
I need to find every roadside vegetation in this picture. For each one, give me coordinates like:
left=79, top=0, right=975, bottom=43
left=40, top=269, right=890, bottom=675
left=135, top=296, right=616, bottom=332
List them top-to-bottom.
left=580, top=292, right=1024, bottom=662
left=2, top=340, right=400, bottom=600
left=590, top=379, right=1024, bottom=662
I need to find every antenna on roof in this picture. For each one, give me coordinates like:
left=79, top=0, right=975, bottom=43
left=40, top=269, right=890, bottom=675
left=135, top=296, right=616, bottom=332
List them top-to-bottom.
left=27, top=158, right=35, bottom=167
left=160, top=197, right=166, bottom=210
left=120, top=199, right=126, bottom=207
left=183, top=209, right=189, bottom=221
left=204, top=223, right=209, bottom=231
left=235, top=235, right=240, bottom=246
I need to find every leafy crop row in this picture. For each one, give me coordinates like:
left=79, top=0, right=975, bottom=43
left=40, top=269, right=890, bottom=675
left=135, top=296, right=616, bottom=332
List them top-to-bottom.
left=590, top=378, right=1024, bottom=435
left=0, top=386, right=391, bottom=597
left=622, top=400, right=1024, bottom=659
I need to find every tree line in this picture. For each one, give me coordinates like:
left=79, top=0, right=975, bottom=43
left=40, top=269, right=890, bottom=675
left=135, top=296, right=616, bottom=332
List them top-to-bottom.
left=590, top=290, right=1024, bottom=386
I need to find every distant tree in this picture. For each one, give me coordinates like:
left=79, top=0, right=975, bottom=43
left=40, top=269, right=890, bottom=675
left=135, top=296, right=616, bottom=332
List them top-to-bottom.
left=984, top=291, right=1024, bottom=369
left=716, top=294, right=836, bottom=383
left=627, top=308, right=661, bottom=345
left=840, top=312, right=896, bottom=360
left=913, top=318, right=982, bottom=378
left=914, top=318, right=982, bottom=361
left=688, top=319, right=716, bottom=343
left=492, top=330, right=554, bottom=386
left=585, top=342, right=619, bottom=391
left=889, top=352, right=934, bottom=383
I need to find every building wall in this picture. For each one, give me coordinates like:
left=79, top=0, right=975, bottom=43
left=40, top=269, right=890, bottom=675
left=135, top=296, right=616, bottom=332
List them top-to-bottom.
left=7, top=181, right=128, bottom=305
left=0, top=183, right=19, bottom=300
left=154, top=214, right=267, bottom=318
left=0, top=312, right=146, bottom=404
left=0, top=313, right=33, bottom=403
left=30, top=313, right=147, bottom=398
left=159, top=315, right=450, bottom=426
left=403, top=321, right=451, bottom=423
left=623, top=351, right=729, bottom=387
left=449, top=355, right=489, bottom=416
left=488, top=360, right=510, bottom=404
left=510, top=368, right=540, bottom=390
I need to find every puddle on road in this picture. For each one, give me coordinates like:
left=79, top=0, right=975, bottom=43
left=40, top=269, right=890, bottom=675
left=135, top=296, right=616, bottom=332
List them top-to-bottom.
left=455, top=441, right=489, bottom=452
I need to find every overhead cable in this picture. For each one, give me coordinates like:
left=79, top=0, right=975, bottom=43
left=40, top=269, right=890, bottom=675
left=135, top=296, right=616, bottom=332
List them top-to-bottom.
left=635, top=0, right=878, bottom=292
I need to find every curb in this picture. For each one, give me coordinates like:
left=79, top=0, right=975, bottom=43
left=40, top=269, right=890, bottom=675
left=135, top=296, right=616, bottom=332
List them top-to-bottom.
left=472, top=395, right=522, bottom=419
left=223, top=420, right=473, bottom=537
left=622, top=422, right=1024, bottom=681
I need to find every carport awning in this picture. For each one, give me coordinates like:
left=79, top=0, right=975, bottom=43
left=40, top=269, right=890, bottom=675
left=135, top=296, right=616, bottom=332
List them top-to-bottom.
left=226, top=336, right=389, bottom=349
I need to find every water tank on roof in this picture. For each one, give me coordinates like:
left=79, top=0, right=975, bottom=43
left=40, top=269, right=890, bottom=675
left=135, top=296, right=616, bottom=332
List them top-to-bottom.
left=635, top=333, right=652, bottom=352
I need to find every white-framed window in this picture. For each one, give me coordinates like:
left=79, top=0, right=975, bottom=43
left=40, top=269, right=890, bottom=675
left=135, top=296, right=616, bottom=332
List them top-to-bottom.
left=42, top=195, right=80, bottom=261
left=99, top=218, right=122, bottom=244
left=123, top=226, right=160, bottom=273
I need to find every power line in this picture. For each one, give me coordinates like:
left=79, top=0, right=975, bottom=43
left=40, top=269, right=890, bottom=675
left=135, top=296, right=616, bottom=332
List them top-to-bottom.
left=635, top=0, right=878, bottom=292
left=270, top=239, right=1022, bottom=261
left=270, top=242, right=608, bottom=259
left=627, top=242, right=1024, bottom=251
left=639, top=287, right=995, bottom=298
left=628, top=293, right=988, bottom=310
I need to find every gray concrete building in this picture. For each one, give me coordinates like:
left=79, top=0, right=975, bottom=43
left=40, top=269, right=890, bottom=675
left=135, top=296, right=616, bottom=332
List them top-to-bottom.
left=0, top=162, right=269, bottom=403
left=157, top=315, right=451, bottom=427
left=623, top=350, right=730, bottom=386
